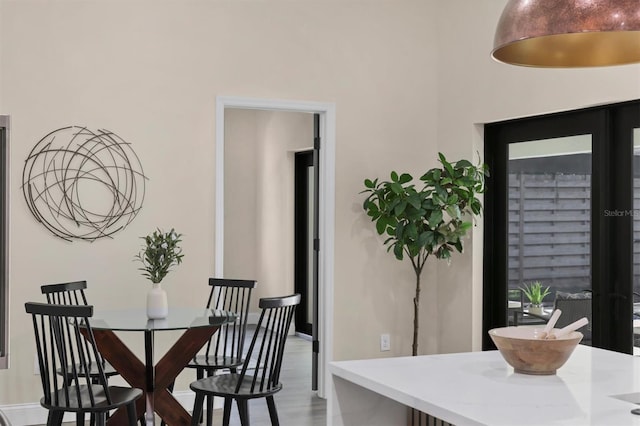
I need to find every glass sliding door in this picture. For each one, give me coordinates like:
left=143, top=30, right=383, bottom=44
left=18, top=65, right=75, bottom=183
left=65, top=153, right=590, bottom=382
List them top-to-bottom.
left=507, top=137, right=592, bottom=338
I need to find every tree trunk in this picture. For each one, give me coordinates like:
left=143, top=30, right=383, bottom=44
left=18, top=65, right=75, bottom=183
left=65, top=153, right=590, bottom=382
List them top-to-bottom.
left=412, top=272, right=421, bottom=356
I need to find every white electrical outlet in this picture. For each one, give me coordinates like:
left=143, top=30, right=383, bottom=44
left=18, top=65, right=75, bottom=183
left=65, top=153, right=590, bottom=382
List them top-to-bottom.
left=380, top=333, right=391, bottom=351
left=34, top=353, right=40, bottom=375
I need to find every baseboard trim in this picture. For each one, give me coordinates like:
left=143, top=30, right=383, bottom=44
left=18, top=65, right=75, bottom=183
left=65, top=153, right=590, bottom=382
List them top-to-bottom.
left=0, top=390, right=214, bottom=426
left=0, top=402, right=44, bottom=426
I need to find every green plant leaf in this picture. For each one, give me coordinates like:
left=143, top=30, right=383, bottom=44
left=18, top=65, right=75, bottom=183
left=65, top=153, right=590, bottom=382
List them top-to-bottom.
left=441, top=158, right=454, bottom=177
left=455, top=159, right=473, bottom=168
left=399, top=173, right=412, bottom=184
left=390, top=182, right=403, bottom=195
left=394, top=201, right=407, bottom=216
left=445, top=205, right=461, bottom=220
left=428, top=210, right=443, bottom=228
left=395, top=221, right=405, bottom=239
left=459, top=221, right=472, bottom=232
left=406, top=223, right=417, bottom=239
left=393, top=243, right=404, bottom=260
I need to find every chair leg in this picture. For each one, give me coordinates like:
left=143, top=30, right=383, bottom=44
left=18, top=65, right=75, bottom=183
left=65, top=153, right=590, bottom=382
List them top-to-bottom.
left=197, top=368, right=205, bottom=424
left=206, top=368, right=214, bottom=426
left=192, top=393, right=205, bottom=426
left=206, top=396, right=214, bottom=426
left=266, top=396, right=280, bottom=426
left=222, top=397, right=232, bottom=426
left=237, top=399, right=250, bottom=426
left=127, top=402, right=138, bottom=426
left=47, top=410, right=63, bottom=426
left=56, top=411, right=65, bottom=426
left=75, top=412, right=84, bottom=426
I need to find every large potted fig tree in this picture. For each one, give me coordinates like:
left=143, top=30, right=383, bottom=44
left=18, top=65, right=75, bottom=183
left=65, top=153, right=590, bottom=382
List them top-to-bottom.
left=362, top=152, right=488, bottom=356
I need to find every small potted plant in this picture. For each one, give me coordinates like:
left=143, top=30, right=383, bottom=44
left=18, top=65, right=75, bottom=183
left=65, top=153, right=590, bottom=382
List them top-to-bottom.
left=134, top=228, right=184, bottom=319
left=520, top=281, right=550, bottom=315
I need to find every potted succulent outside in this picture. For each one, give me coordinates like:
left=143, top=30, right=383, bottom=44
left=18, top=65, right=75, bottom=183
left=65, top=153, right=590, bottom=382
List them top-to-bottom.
left=361, top=153, right=488, bottom=356
left=134, top=228, right=184, bottom=319
left=520, top=281, right=550, bottom=315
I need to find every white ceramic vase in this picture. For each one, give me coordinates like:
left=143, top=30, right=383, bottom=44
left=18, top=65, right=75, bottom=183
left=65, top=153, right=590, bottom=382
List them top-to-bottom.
left=146, top=282, right=168, bottom=319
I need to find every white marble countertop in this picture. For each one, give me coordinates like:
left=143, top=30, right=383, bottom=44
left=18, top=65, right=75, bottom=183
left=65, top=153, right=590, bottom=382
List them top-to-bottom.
left=330, top=345, right=640, bottom=425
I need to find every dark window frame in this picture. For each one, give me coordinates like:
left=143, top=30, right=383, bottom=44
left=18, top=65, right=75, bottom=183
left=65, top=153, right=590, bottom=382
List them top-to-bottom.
left=483, top=101, right=639, bottom=353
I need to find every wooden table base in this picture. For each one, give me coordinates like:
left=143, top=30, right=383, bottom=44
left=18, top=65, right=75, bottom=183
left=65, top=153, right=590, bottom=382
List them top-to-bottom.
left=91, top=326, right=218, bottom=426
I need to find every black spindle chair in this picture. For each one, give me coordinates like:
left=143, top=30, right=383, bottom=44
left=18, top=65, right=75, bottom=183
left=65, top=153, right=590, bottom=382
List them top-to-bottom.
left=165, top=278, right=256, bottom=426
left=41, top=281, right=120, bottom=385
left=190, top=293, right=301, bottom=426
left=25, top=302, right=142, bottom=426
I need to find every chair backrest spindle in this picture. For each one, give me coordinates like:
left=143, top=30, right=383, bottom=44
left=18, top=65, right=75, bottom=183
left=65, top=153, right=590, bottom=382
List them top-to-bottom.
left=202, top=279, right=256, bottom=364
left=234, top=294, right=300, bottom=394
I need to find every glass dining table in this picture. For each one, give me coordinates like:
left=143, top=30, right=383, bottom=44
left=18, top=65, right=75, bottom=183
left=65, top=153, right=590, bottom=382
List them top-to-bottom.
left=86, top=307, right=236, bottom=426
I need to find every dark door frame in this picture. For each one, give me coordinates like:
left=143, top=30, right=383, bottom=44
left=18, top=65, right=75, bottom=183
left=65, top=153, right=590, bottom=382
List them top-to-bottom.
left=294, top=113, right=321, bottom=391
left=294, top=150, right=314, bottom=336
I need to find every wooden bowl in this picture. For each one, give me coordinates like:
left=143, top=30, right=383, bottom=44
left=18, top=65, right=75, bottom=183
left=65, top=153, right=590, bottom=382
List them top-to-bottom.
left=488, top=326, right=583, bottom=375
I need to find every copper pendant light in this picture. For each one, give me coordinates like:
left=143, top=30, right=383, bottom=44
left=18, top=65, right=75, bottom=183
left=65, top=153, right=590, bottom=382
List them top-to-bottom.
left=492, top=0, right=640, bottom=67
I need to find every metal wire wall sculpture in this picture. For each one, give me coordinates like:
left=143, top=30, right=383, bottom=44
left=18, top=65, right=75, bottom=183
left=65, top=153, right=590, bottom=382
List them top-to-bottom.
left=22, top=126, right=147, bottom=242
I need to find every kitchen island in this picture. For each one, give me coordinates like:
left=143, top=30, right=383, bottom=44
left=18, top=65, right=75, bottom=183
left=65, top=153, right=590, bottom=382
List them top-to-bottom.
left=329, top=345, right=640, bottom=425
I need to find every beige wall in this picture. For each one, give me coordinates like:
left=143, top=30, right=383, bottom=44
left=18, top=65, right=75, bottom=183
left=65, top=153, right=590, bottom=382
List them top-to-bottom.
left=0, top=0, right=438, bottom=407
left=224, top=109, right=313, bottom=313
left=224, top=110, right=259, bottom=285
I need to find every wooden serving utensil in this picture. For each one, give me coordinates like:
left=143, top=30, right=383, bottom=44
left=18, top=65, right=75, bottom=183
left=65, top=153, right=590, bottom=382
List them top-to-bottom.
left=538, top=309, right=562, bottom=339
left=546, top=317, right=589, bottom=340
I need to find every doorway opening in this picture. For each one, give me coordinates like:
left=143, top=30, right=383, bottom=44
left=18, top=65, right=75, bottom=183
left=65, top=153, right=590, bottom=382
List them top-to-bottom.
left=215, top=96, right=335, bottom=399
